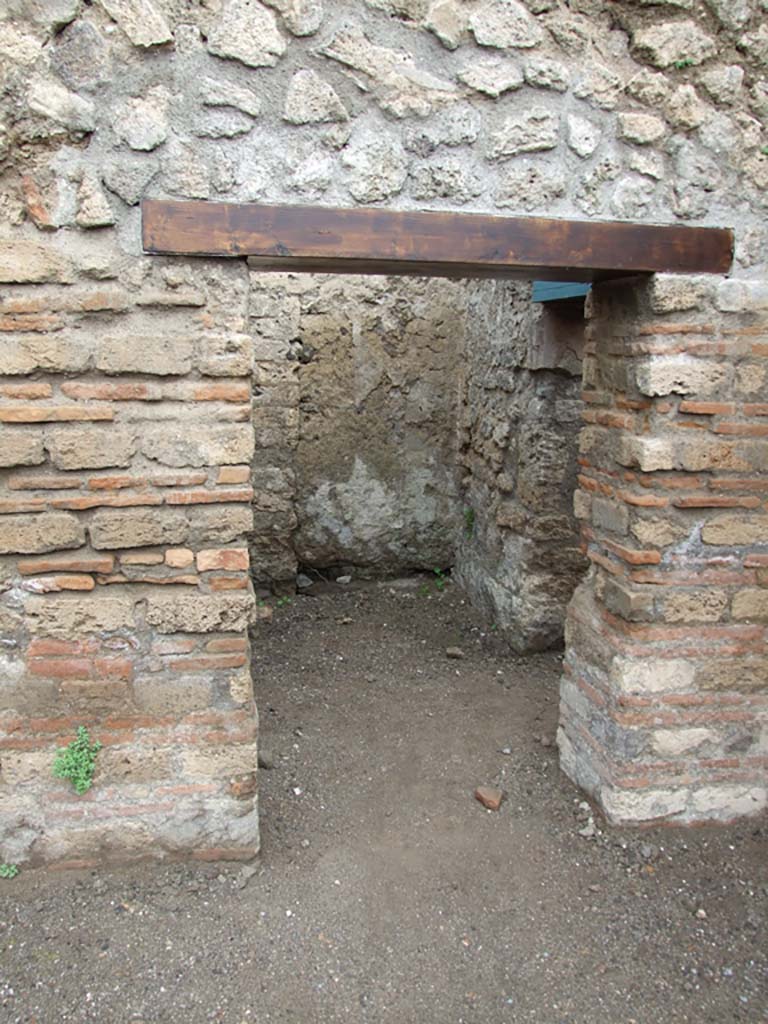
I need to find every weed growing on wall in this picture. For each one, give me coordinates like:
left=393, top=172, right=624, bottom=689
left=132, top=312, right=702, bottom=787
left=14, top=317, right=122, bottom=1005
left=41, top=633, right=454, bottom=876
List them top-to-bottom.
left=464, top=508, right=475, bottom=538
left=52, top=726, right=102, bottom=795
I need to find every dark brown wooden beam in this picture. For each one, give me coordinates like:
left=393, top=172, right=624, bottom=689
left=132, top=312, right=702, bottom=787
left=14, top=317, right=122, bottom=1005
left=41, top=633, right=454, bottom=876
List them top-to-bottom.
left=141, top=200, right=733, bottom=281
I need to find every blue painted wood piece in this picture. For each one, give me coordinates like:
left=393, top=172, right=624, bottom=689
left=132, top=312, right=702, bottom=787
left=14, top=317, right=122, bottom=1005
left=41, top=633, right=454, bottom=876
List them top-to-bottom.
left=532, top=281, right=591, bottom=303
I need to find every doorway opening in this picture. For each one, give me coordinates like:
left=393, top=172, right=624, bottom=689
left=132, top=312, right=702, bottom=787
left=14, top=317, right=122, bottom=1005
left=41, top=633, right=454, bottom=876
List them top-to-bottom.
left=248, top=272, right=588, bottom=654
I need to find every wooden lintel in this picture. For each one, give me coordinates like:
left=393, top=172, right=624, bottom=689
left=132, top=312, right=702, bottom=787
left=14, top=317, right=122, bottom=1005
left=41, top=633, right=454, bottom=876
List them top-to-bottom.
left=141, top=200, right=734, bottom=281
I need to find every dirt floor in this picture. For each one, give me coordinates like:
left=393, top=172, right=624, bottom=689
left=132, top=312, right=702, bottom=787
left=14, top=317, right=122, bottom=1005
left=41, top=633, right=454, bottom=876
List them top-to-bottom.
left=1, top=576, right=767, bottom=1024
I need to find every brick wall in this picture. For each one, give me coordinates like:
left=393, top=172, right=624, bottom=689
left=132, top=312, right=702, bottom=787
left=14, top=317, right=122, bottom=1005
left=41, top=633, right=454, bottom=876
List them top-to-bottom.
left=0, top=242, right=260, bottom=866
left=559, top=274, right=768, bottom=823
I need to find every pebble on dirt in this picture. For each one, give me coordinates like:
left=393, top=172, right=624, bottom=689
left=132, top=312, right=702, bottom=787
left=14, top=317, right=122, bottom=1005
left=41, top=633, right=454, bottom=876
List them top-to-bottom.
left=446, top=646, right=465, bottom=659
left=475, top=786, right=504, bottom=811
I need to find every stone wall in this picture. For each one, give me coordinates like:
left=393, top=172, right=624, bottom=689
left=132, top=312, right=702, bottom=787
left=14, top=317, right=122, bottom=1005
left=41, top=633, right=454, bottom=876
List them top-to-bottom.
left=0, top=0, right=767, bottom=862
left=249, top=271, right=466, bottom=584
left=456, top=280, right=587, bottom=651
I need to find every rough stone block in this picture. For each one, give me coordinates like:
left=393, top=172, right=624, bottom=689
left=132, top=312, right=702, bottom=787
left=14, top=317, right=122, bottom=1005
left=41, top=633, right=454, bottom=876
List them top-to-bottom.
left=0, top=241, right=73, bottom=284
left=648, top=275, right=714, bottom=313
left=95, top=335, right=194, bottom=375
left=632, top=357, right=730, bottom=397
left=141, top=424, right=254, bottom=467
left=46, top=427, right=136, bottom=470
left=0, top=430, right=45, bottom=467
left=615, top=436, right=675, bottom=472
left=591, top=496, right=630, bottom=536
left=189, top=506, right=254, bottom=543
left=90, top=509, right=189, bottom=549
left=0, top=513, right=84, bottom=555
left=702, top=515, right=768, bottom=546
left=602, top=578, right=654, bottom=621
left=663, top=589, right=728, bottom=623
left=731, top=589, right=768, bottom=621
left=145, top=591, right=254, bottom=633
left=25, top=593, right=135, bottom=637
left=610, top=656, right=695, bottom=695
left=696, top=657, right=768, bottom=691
left=133, top=675, right=213, bottom=714
left=652, top=727, right=714, bottom=757
left=181, top=742, right=259, bottom=778
left=690, top=785, right=766, bottom=820
left=601, top=786, right=688, bottom=823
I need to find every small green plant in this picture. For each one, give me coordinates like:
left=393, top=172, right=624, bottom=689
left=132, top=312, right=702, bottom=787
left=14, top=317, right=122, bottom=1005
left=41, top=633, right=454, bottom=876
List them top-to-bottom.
left=673, top=57, right=695, bottom=70
left=761, top=145, right=768, bottom=156
left=463, top=507, right=475, bottom=538
left=433, top=567, right=448, bottom=592
left=276, top=595, right=292, bottom=608
left=52, top=726, right=101, bottom=795
left=0, top=863, right=19, bottom=879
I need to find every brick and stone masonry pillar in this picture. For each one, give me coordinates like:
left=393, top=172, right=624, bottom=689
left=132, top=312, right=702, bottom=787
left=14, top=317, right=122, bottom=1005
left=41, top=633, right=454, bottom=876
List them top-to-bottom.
left=0, top=239, right=260, bottom=866
left=559, top=275, right=768, bottom=824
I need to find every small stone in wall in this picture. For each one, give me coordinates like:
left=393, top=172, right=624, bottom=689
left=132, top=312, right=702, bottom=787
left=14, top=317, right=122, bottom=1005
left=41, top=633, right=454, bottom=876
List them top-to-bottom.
left=16, top=0, right=80, bottom=33
left=98, top=0, right=172, bottom=47
left=207, top=0, right=286, bottom=68
left=262, top=0, right=324, bottom=35
left=365, top=0, right=430, bottom=17
left=425, top=0, right=469, bottom=50
left=469, top=0, right=544, bottom=50
left=704, top=0, right=752, bottom=31
left=544, top=20, right=590, bottom=58
left=632, top=20, right=716, bottom=69
left=51, top=22, right=112, bottom=93
left=0, top=23, right=42, bottom=69
left=738, top=24, right=768, bottom=66
left=321, top=25, right=458, bottom=118
left=458, top=57, right=524, bottom=97
left=523, top=57, right=569, bottom=92
left=573, top=63, right=623, bottom=110
left=699, top=65, right=744, bottom=106
left=626, top=69, right=670, bottom=107
left=283, top=70, right=348, bottom=124
left=27, top=77, right=96, bottom=133
left=200, top=78, right=263, bottom=118
left=665, top=85, right=707, bottom=131
left=113, top=87, right=169, bottom=151
left=404, top=107, right=480, bottom=155
left=487, top=108, right=559, bottom=158
left=191, top=110, right=255, bottom=139
left=617, top=112, right=666, bottom=145
left=566, top=114, right=600, bottom=158
left=341, top=129, right=408, bottom=203
left=162, top=140, right=211, bottom=199
left=211, top=149, right=237, bottom=193
left=629, top=150, right=665, bottom=180
left=288, top=151, right=335, bottom=198
left=102, top=155, right=160, bottom=205
left=574, top=157, right=620, bottom=217
left=410, top=159, right=483, bottom=202
left=495, top=162, right=565, bottom=211
left=75, top=176, right=116, bottom=228
left=610, top=176, right=657, bottom=219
